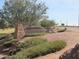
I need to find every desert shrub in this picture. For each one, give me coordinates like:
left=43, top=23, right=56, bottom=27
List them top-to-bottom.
left=0, top=34, right=7, bottom=39
left=0, top=34, right=15, bottom=47
left=0, top=34, right=20, bottom=55
left=18, top=38, right=47, bottom=49
left=3, top=39, right=17, bottom=47
left=3, top=40, right=21, bottom=56
left=16, top=40, right=66, bottom=58
left=49, top=40, right=66, bottom=52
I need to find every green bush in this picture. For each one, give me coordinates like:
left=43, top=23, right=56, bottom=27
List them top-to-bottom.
left=0, top=34, right=7, bottom=39
left=0, top=34, right=14, bottom=45
left=18, top=38, right=47, bottom=49
left=3, top=39, right=17, bottom=47
left=16, top=40, right=66, bottom=58
left=49, top=40, right=66, bottom=51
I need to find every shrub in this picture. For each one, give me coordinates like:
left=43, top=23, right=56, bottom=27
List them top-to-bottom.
left=0, top=34, right=7, bottom=39
left=0, top=34, right=14, bottom=45
left=18, top=38, right=47, bottom=49
left=3, top=39, right=17, bottom=48
left=16, top=40, right=66, bottom=58
left=50, top=40, right=66, bottom=51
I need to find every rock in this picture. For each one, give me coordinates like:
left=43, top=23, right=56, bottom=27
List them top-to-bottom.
left=59, top=44, right=79, bottom=59
left=0, top=55, right=7, bottom=59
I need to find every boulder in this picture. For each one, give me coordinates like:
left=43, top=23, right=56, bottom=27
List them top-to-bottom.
left=59, top=44, right=79, bottom=59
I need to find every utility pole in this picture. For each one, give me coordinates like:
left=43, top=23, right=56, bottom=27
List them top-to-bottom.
left=78, top=16, right=79, bottom=28
left=66, top=19, right=68, bottom=27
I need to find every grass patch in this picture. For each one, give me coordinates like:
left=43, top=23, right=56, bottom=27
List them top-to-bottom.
left=0, top=28, right=15, bottom=34
left=0, top=33, right=7, bottom=38
left=18, top=38, right=47, bottom=49
left=14, top=40, right=66, bottom=59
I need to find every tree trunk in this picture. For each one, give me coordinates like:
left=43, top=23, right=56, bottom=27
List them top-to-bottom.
left=15, top=22, right=26, bottom=41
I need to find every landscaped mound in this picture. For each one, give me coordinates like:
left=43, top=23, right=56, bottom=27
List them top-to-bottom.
left=8, top=38, right=66, bottom=59
left=18, top=38, right=47, bottom=49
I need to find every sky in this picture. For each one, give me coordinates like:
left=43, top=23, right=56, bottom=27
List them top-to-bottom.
left=0, top=0, right=79, bottom=26
left=0, top=0, right=4, bottom=9
left=42, top=0, right=79, bottom=26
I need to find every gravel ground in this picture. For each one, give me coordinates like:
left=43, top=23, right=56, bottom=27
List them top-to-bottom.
left=35, top=27, right=79, bottom=59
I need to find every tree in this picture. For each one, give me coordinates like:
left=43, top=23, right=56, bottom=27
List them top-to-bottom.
left=1, top=0, right=47, bottom=40
left=3, top=0, right=47, bottom=26
left=0, top=10, right=10, bottom=29
left=0, top=19, right=9, bottom=29
left=41, top=19, right=56, bottom=32
left=0, top=20, right=5, bottom=29
left=61, top=23, right=65, bottom=26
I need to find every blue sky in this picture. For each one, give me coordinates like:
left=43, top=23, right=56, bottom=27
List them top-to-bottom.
left=0, top=0, right=79, bottom=26
left=0, top=0, right=4, bottom=9
left=42, top=0, right=79, bottom=26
